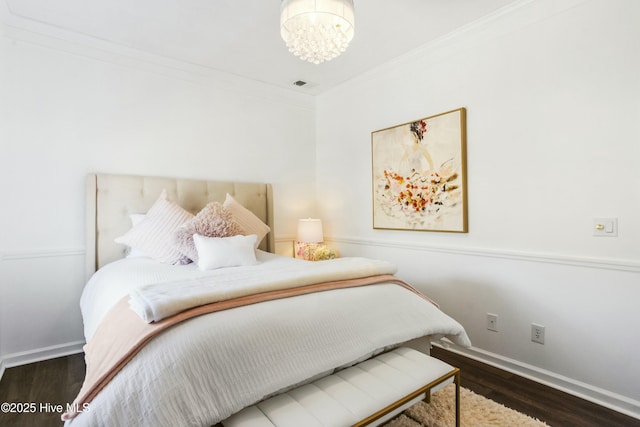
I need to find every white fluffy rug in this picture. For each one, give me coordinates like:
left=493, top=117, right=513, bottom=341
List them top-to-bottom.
left=383, top=384, right=550, bottom=427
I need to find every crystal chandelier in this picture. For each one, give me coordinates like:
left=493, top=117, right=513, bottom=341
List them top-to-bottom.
left=280, top=0, right=355, bottom=65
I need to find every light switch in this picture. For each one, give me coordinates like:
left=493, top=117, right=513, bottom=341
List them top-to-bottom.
left=593, top=218, right=618, bottom=237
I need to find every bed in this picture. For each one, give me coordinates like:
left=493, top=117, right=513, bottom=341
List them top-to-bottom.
left=66, top=173, right=470, bottom=427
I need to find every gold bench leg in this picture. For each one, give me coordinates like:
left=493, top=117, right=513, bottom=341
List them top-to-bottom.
left=454, top=369, right=461, bottom=427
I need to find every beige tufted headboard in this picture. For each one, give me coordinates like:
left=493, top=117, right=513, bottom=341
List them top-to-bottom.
left=85, top=174, right=274, bottom=280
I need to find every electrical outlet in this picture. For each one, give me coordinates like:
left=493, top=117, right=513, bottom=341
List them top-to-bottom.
left=487, top=313, right=498, bottom=332
left=531, top=323, right=545, bottom=344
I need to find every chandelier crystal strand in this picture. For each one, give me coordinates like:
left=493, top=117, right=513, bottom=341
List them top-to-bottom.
left=280, top=0, right=355, bottom=64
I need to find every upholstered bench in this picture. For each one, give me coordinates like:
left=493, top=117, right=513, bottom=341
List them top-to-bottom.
left=222, top=347, right=460, bottom=427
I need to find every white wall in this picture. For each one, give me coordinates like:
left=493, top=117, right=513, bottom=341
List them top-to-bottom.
left=1, top=0, right=639, bottom=419
left=317, top=0, right=640, bottom=417
left=0, top=13, right=316, bottom=366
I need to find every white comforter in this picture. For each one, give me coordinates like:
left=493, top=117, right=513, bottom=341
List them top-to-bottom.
left=69, top=252, right=470, bottom=427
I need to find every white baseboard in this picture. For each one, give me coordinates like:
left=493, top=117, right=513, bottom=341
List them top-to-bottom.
left=0, top=341, right=85, bottom=382
left=434, top=343, right=640, bottom=420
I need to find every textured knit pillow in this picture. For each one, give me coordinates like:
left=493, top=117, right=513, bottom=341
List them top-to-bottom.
left=115, top=190, right=194, bottom=264
left=223, top=193, right=271, bottom=248
left=173, top=201, right=242, bottom=262
left=193, top=234, right=258, bottom=270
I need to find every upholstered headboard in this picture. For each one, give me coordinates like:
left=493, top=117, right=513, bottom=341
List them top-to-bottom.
left=85, top=174, right=274, bottom=279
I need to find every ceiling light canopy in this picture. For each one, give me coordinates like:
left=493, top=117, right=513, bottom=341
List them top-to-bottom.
left=280, top=0, right=355, bottom=65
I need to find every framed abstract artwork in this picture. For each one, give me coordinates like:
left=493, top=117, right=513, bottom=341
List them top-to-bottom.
left=371, top=107, right=468, bottom=232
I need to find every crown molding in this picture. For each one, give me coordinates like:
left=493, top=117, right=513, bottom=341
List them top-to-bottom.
left=0, top=4, right=314, bottom=110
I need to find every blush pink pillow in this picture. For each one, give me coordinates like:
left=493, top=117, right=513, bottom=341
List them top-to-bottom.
left=223, top=193, right=271, bottom=248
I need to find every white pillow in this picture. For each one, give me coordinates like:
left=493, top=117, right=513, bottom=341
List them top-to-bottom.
left=115, top=190, right=194, bottom=264
left=223, top=193, right=271, bottom=248
left=125, top=214, right=147, bottom=258
left=193, top=234, right=258, bottom=270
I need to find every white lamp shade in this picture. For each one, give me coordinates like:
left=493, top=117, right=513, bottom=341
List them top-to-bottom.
left=297, top=218, right=324, bottom=243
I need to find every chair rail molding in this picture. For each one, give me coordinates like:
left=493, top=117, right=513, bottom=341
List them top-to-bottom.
left=329, top=236, right=640, bottom=273
left=1, top=247, right=85, bottom=261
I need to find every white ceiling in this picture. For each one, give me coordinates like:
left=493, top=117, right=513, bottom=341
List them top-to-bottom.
left=4, top=0, right=519, bottom=94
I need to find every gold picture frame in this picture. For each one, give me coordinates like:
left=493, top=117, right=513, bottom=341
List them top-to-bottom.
left=371, top=108, right=468, bottom=232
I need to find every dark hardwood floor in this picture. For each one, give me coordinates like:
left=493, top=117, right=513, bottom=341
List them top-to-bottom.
left=430, top=346, right=640, bottom=427
left=1, top=349, right=638, bottom=427
left=0, top=354, right=85, bottom=427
